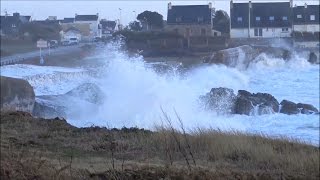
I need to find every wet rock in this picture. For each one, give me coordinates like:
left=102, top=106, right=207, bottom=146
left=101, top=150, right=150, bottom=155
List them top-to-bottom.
left=308, top=52, right=318, bottom=64
left=1, top=76, right=35, bottom=113
left=200, top=87, right=236, bottom=114
left=234, top=90, right=279, bottom=115
left=280, top=100, right=299, bottom=115
left=32, top=101, right=66, bottom=119
left=297, top=103, right=318, bottom=114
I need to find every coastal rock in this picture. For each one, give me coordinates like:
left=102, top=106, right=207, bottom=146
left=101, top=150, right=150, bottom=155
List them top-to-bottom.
left=308, top=52, right=318, bottom=64
left=0, top=76, right=35, bottom=113
left=200, top=87, right=236, bottom=114
left=234, top=90, right=279, bottom=115
left=279, top=100, right=299, bottom=115
left=33, top=101, right=66, bottom=119
left=297, top=103, right=318, bottom=114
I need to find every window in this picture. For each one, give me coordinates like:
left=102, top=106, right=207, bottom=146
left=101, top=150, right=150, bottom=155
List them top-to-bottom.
left=297, top=14, right=302, bottom=18
left=310, top=15, right=315, bottom=21
left=256, top=16, right=260, bottom=21
left=269, top=16, right=274, bottom=21
left=282, top=16, right=288, bottom=21
left=176, top=17, right=182, bottom=22
left=197, top=17, right=203, bottom=22
left=237, top=17, right=242, bottom=22
left=11, top=24, right=16, bottom=28
left=201, top=28, right=206, bottom=36
left=254, top=28, right=258, bottom=36
left=254, top=28, right=262, bottom=37
left=282, top=28, right=288, bottom=32
left=214, top=32, right=218, bottom=36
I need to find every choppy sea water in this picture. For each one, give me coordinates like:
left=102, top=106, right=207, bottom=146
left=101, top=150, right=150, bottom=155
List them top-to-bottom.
left=1, top=43, right=319, bottom=145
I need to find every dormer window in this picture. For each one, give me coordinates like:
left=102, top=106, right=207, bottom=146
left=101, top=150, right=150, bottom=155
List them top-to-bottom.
left=297, top=14, right=302, bottom=18
left=310, top=15, right=315, bottom=20
left=269, top=16, right=274, bottom=21
left=282, top=16, right=288, bottom=21
left=176, top=17, right=182, bottom=22
left=197, top=17, right=204, bottom=22
left=237, top=17, right=242, bottom=22
left=256, top=17, right=260, bottom=21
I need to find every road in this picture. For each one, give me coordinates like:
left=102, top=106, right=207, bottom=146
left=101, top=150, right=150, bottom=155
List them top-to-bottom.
left=0, top=45, right=82, bottom=66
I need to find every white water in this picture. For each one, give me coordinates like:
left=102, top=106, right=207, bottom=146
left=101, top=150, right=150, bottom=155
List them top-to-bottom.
left=1, top=43, right=319, bottom=145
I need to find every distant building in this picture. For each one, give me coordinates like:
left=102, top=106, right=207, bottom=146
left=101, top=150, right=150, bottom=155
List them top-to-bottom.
left=230, top=1, right=292, bottom=38
left=165, top=2, right=221, bottom=37
left=293, top=4, right=319, bottom=33
left=0, top=12, right=31, bottom=36
left=74, top=14, right=101, bottom=39
left=61, top=18, right=75, bottom=24
left=100, top=19, right=116, bottom=37
left=61, top=27, right=82, bottom=41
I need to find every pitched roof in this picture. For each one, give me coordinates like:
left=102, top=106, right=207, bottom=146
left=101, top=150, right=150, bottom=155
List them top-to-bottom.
left=231, top=2, right=291, bottom=28
left=167, top=5, right=212, bottom=25
left=293, top=5, right=319, bottom=25
left=75, top=15, right=98, bottom=21
left=62, top=18, right=75, bottom=23
left=65, top=26, right=81, bottom=32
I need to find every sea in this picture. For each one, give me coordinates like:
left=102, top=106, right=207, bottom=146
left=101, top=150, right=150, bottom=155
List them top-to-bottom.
left=1, top=41, right=319, bottom=145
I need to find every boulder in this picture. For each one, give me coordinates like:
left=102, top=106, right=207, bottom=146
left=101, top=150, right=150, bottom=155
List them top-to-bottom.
left=308, top=52, right=318, bottom=64
left=1, top=76, right=35, bottom=113
left=200, top=87, right=236, bottom=114
left=234, top=90, right=279, bottom=115
left=280, top=100, right=299, bottom=115
left=33, top=101, right=66, bottom=119
left=297, top=103, right=318, bottom=114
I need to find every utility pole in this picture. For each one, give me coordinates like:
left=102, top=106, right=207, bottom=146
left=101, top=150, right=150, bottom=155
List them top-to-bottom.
left=119, top=8, right=122, bottom=30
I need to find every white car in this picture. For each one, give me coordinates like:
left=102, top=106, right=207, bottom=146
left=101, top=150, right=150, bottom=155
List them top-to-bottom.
left=69, top=38, right=79, bottom=45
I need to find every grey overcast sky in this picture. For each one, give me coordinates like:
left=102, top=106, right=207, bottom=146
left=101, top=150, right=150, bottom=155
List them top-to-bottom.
left=1, top=0, right=319, bottom=25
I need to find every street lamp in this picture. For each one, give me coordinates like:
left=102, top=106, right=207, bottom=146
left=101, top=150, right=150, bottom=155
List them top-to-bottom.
left=119, top=8, right=122, bottom=30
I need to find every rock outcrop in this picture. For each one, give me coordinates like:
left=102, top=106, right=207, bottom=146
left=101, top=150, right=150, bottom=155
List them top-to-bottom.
left=1, top=76, right=35, bottom=113
left=200, top=87, right=318, bottom=116
left=200, top=87, right=236, bottom=114
left=235, top=90, right=279, bottom=115
left=280, top=100, right=318, bottom=115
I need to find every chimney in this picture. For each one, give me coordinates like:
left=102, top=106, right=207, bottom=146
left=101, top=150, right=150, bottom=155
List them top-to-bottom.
left=230, top=0, right=233, bottom=9
left=290, top=0, right=293, bottom=8
left=249, top=1, right=252, bottom=8
left=168, top=2, right=172, bottom=10
left=209, top=2, right=212, bottom=9
left=304, top=3, right=307, bottom=8
left=13, top=12, right=20, bottom=17
left=75, top=13, right=78, bottom=17
left=97, top=13, right=99, bottom=17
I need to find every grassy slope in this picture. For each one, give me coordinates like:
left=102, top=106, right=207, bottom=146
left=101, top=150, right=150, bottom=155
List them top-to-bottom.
left=1, top=111, right=319, bottom=179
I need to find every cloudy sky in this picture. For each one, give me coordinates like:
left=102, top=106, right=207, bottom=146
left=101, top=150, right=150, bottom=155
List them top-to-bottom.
left=1, top=0, right=318, bottom=25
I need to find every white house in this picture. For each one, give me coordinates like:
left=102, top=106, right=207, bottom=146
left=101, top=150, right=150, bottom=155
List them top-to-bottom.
left=230, top=1, right=293, bottom=38
left=293, top=4, right=319, bottom=33
left=74, top=14, right=101, bottom=39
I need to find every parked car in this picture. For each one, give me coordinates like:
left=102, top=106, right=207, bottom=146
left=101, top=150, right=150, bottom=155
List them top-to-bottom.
left=69, top=38, right=79, bottom=45
left=49, top=40, right=59, bottom=48
left=61, top=40, right=69, bottom=46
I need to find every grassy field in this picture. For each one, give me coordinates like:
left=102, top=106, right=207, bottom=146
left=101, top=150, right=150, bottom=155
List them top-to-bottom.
left=1, top=38, right=37, bottom=57
left=1, top=111, right=319, bottom=179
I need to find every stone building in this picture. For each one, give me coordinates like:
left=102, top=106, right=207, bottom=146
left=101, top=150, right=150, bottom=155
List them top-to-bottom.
left=165, top=2, right=221, bottom=38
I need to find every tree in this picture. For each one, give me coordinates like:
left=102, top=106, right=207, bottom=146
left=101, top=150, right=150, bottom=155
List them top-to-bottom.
left=212, top=10, right=230, bottom=34
left=137, top=11, right=164, bottom=29
left=128, top=21, right=142, bottom=31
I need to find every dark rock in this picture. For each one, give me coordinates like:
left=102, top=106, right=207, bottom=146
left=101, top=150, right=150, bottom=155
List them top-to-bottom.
left=308, top=52, right=318, bottom=64
left=1, top=76, right=35, bottom=113
left=200, top=87, right=236, bottom=114
left=234, top=90, right=279, bottom=115
left=234, top=97, right=253, bottom=115
left=280, top=100, right=299, bottom=115
left=32, top=101, right=66, bottom=119
left=297, top=103, right=318, bottom=114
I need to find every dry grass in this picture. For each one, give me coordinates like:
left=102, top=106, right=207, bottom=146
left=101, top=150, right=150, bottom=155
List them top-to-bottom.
left=1, top=111, right=319, bottom=179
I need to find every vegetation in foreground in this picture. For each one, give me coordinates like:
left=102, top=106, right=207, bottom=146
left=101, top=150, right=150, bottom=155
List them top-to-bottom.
left=1, top=111, right=319, bottom=179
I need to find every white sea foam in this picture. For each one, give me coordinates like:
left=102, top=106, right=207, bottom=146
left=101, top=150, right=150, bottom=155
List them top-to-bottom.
left=1, top=43, right=319, bottom=145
